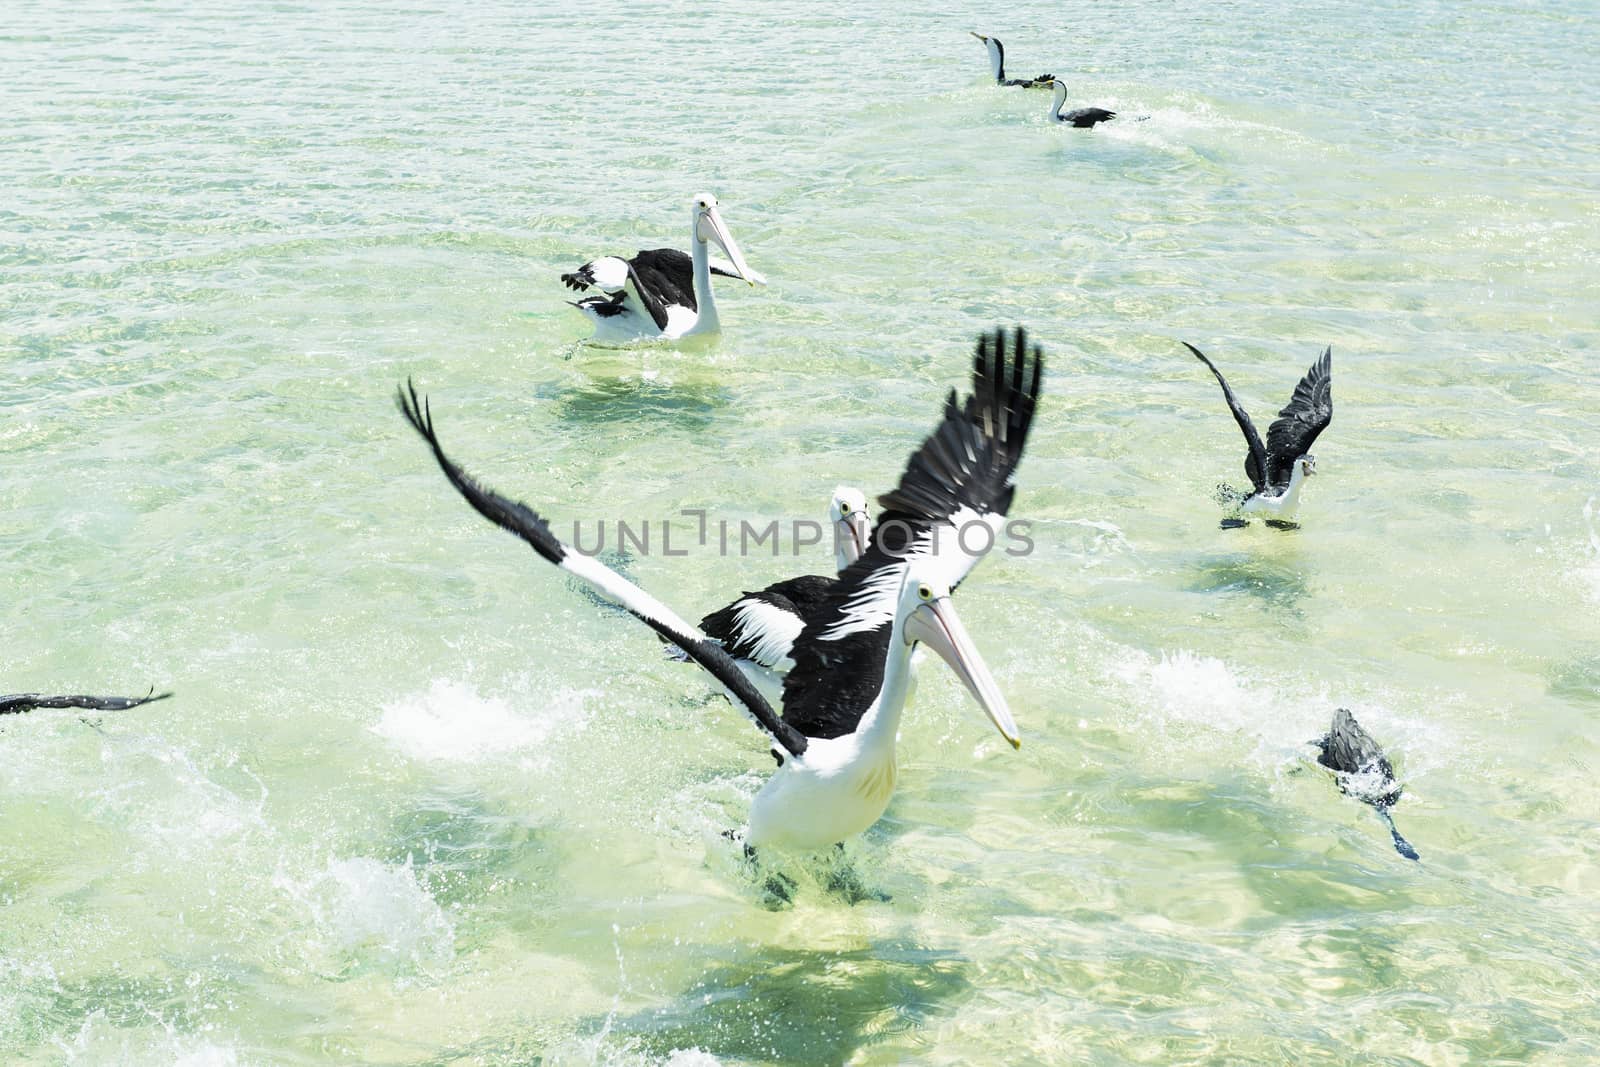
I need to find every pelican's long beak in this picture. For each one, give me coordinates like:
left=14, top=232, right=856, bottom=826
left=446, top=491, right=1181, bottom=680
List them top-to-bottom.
left=969, top=31, right=987, bottom=42
left=698, top=204, right=757, bottom=287
left=834, top=511, right=871, bottom=568
left=905, top=596, right=1020, bottom=749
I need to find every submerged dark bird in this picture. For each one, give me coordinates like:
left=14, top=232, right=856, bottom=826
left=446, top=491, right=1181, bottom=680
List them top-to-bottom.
left=969, top=33, right=1053, bottom=88
left=1044, top=79, right=1117, bottom=128
left=1187, top=343, right=1332, bottom=526
left=1, top=689, right=172, bottom=717
left=1315, top=708, right=1419, bottom=861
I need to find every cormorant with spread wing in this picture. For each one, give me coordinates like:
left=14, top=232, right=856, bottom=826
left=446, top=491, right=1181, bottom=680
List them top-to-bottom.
left=1187, top=343, right=1333, bottom=526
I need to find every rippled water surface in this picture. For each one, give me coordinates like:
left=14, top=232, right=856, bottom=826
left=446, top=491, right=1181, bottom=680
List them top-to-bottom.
left=4, top=1, right=1599, bottom=1063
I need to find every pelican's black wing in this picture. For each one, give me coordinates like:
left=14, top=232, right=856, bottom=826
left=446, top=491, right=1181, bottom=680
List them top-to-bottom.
left=623, top=248, right=749, bottom=325
left=626, top=248, right=697, bottom=313
left=780, top=327, right=1045, bottom=740
left=1186, top=342, right=1268, bottom=491
left=1264, top=347, right=1332, bottom=488
left=397, top=381, right=807, bottom=758
left=700, top=574, right=839, bottom=671
left=1, top=689, right=172, bottom=716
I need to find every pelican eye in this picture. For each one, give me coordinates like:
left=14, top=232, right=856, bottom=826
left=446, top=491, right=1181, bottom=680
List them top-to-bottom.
left=918, top=584, right=932, bottom=601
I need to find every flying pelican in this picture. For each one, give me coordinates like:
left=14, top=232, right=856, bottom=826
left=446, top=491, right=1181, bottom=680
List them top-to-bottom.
left=969, top=33, right=1053, bottom=88
left=1043, top=78, right=1118, bottom=128
left=562, top=193, right=762, bottom=344
left=396, top=326, right=1043, bottom=854
left=1187, top=343, right=1332, bottom=526
left=695, top=487, right=872, bottom=704
left=2, top=689, right=171, bottom=717
left=1315, top=708, right=1418, bottom=861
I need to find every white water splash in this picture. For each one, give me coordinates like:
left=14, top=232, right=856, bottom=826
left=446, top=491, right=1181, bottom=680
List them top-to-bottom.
left=373, top=678, right=593, bottom=765
left=272, top=856, right=454, bottom=976
left=60, top=1013, right=245, bottom=1067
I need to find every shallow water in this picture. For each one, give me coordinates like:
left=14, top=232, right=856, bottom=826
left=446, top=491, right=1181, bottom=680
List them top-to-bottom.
left=3, top=1, right=1598, bottom=1063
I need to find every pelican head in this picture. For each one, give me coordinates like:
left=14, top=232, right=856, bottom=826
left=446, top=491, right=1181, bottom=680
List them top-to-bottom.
left=969, top=32, right=1004, bottom=82
left=691, top=193, right=758, bottom=286
left=1299, top=454, right=1317, bottom=478
left=828, top=486, right=871, bottom=570
left=896, top=568, right=1020, bottom=749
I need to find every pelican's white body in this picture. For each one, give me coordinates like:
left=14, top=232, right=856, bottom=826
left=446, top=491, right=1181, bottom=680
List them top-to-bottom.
left=748, top=633, right=916, bottom=850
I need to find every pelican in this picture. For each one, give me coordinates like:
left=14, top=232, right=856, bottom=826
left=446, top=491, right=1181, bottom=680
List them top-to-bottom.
left=969, top=33, right=1053, bottom=88
left=1044, top=79, right=1118, bottom=127
left=562, top=193, right=762, bottom=344
left=396, top=326, right=1043, bottom=855
left=1187, top=343, right=1332, bottom=526
left=695, top=487, right=872, bottom=705
left=2, top=689, right=171, bottom=717
left=1315, top=708, right=1418, bottom=861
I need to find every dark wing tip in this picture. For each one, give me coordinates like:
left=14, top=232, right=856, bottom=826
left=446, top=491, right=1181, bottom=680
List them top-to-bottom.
left=396, top=377, right=433, bottom=443
left=396, top=379, right=566, bottom=566
left=106, top=688, right=173, bottom=710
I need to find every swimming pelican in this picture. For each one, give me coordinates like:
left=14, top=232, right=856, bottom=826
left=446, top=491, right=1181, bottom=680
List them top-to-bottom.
left=969, top=33, right=1053, bottom=88
left=1044, top=79, right=1118, bottom=127
left=563, top=194, right=762, bottom=344
left=396, top=326, right=1043, bottom=853
left=1187, top=343, right=1332, bottom=526
left=1, top=689, right=171, bottom=717
left=1315, top=708, right=1418, bottom=861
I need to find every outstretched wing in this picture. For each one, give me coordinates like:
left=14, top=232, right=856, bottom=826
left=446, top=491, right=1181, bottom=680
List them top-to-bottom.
left=780, top=326, right=1045, bottom=740
left=1186, top=342, right=1268, bottom=491
left=1264, top=347, right=1332, bottom=488
left=396, top=381, right=807, bottom=758
left=700, top=575, right=839, bottom=672
left=0, top=689, right=171, bottom=716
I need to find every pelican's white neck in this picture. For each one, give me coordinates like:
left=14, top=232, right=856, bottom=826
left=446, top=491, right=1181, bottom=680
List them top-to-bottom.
left=986, top=39, right=1004, bottom=81
left=1050, top=81, right=1067, bottom=121
left=682, top=211, right=719, bottom=337
left=852, top=627, right=916, bottom=755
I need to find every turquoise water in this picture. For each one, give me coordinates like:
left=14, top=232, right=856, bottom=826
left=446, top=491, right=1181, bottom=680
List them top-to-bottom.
left=4, top=1, right=1599, bottom=1063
